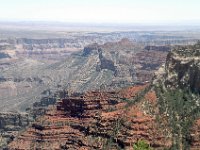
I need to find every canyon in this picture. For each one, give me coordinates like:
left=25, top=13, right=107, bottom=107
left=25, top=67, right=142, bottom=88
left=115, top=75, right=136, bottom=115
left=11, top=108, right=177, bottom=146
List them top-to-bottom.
left=1, top=28, right=200, bottom=149
left=6, top=42, right=200, bottom=149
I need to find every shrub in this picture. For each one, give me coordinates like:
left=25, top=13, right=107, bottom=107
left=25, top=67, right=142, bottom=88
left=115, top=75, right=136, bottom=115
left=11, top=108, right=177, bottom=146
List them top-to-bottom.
left=133, top=140, right=153, bottom=150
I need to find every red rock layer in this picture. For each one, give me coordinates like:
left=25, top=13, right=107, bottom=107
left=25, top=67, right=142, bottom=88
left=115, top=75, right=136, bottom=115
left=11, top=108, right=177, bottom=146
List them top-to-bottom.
left=8, top=85, right=172, bottom=150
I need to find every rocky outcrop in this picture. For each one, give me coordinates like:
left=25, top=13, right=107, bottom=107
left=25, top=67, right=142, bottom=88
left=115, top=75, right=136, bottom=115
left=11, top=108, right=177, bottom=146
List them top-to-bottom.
left=82, top=43, right=99, bottom=56
left=83, top=43, right=117, bottom=73
left=83, top=43, right=118, bottom=73
left=155, top=43, right=200, bottom=93
left=97, top=48, right=117, bottom=72
left=166, top=55, right=200, bottom=92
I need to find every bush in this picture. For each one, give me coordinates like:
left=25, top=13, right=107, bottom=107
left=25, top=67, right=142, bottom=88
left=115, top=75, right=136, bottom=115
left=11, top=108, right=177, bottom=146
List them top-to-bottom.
left=133, top=140, right=153, bottom=150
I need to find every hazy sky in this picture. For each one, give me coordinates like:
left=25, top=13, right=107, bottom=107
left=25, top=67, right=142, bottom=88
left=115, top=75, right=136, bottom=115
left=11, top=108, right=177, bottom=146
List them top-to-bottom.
left=0, top=0, right=200, bottom=24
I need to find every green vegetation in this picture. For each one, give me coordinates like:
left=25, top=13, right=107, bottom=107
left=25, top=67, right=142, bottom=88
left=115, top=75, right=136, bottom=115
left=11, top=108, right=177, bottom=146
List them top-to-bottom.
left=156, top=85, right=200, bottom=150
left=133, top=140, right=153, bottom=150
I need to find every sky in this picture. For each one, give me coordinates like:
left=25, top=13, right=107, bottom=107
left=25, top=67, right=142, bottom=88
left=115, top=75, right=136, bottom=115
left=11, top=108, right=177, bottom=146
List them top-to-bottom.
left=0, top=0, right=200, bottom=24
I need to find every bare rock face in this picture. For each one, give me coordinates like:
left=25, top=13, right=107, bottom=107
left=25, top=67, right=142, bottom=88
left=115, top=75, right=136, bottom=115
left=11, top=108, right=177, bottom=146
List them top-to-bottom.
left=82, top=43, right=99, bottom=56
left=83, top=44, right=117, bottom=72
left=162, top=44, right=200, bottom=93
left=97, top=48, right=117, bottom=73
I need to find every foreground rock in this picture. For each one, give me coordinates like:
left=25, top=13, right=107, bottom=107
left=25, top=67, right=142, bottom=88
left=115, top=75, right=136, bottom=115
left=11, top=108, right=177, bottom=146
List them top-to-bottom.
left=8, top=84, right=172, bottom=149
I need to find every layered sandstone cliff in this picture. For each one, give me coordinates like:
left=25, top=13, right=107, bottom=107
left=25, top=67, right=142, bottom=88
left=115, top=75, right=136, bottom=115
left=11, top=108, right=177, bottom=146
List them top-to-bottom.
left=154, top=43, right=200, bottom=93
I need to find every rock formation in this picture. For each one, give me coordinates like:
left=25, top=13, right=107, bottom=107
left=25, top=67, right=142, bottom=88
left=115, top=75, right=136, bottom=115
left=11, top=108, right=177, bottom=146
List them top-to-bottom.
left=152, top=42, right=200, bottom=93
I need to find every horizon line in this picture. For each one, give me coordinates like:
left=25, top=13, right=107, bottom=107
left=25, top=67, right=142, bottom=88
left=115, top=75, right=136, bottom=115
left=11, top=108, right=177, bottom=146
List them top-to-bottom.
left=0, top=19, right=200, bottom=26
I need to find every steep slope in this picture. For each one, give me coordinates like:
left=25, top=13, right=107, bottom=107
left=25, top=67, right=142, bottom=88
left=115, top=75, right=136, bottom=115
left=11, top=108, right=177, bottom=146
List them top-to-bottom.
left=153, top=42, right=200, bottom=149
left=165, top=44, right=200, bottom=92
